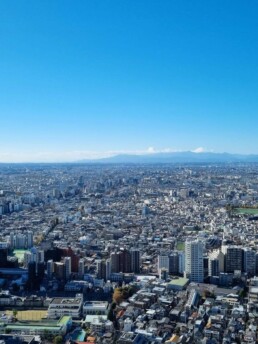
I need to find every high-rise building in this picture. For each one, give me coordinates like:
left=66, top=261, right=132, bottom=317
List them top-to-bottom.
left=9, top=231, right=34, bottom=249
left=26, top=231, right=33, bottom=248
left=10, top=233, right=14, bottom=249
left=15, top=234, right=26, bottom=249
left=185, top=239, right=204, bottom=283
left=222, top=245, right=242, bottom=273
left=61, top=247, right=79, bottom=272
left=243, top=248, right=256, bottom=276
left=119, top=249, right=131, bottom=273
left=131, top=249, right=140, bottom=273
left=208, top=249, right=224, bottom=274
left=36, top=250, right=45, bottom=264
left=110, top=250, right=131, bottom=273
left=24, top=251, right=32, bottom=268
left=178, top=251, right=185, bottom=274
left=110, top=252, right=120, bottom=273
left=169, top=252, right=179, bottom=275
left=158, top=254, right=170, bottom=273
left=203, top=256, right=209, bottom=279
left=64, top=257, right=72, bottom=280
left=78, top=258, right=85, bottom=278
left=209, top=258, right=219, bottom=277
left=47, top=259, right=54, bottom=279
left=96, top=259, right=106, bottom=280
left=106, top=259, right=111, bottom=281
left=28, top=261, right=37, bottom=289
left=54, top=262, right=64, bottom=280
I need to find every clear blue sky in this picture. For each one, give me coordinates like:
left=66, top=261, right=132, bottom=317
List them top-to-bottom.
left=0, top=1, right=258, bottom=161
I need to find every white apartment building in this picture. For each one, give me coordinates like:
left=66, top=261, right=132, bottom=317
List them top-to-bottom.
left=185, top=239, right=204, bottom=283
left=157, top=254, right=169, bottom=275
left=47, top=296, right=83, bottom=318
left=83, top=301, right=109, bottom=316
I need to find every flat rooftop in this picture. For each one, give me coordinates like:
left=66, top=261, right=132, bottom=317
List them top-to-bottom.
left=168, top=277, right=189, bottom=287
left=249, top=287, right=258, bottom=294
left=51, top=297, right=82, bottom=305
left=84, top=301, right=108, bottom=308
left=85, top=315, right=107, bottom=323
left=6, top=324, right=62, bottom=331
left=120, top=332, right=137, bottom=340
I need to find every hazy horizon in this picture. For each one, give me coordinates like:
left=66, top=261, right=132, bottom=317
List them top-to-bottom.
left=1, top=149, right=258, bottom=164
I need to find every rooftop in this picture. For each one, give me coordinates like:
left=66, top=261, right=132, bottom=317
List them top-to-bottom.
left=168, top=277, right=189, bottom=287
left=51, top=297, right=82, bottom=305
left=83, top=301, right=108, bottom=308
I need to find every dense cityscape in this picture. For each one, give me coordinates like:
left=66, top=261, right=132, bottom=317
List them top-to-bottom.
left=0, top=163, right=258, bottom=343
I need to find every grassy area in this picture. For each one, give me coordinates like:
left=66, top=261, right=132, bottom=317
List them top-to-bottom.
left=233, top=208, right=258, bottom=215
left=176, top=242, right=185, bottom=251
left=12, top=249, right=28, bottom=263
left=6, top=310, right=47, bottom=321
left=58, top=315, right=71, bottom=325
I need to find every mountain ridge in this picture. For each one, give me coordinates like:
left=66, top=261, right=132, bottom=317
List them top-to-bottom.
left=78, top=151, right=258, bottom=164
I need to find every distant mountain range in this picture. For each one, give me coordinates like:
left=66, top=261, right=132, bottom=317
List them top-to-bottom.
left=79, top=152, right=258, bottom=164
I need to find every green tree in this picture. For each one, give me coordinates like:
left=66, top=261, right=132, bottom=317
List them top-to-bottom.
left=12, top=309, right=18, bottom=318
left=53, top=335, right=63, bottom=344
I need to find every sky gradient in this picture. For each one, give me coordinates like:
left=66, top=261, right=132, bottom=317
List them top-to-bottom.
left=0, top=1, right=258, bottom=162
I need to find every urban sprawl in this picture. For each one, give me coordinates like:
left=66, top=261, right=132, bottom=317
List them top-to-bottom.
left=0, top=163, right=258, bottom=344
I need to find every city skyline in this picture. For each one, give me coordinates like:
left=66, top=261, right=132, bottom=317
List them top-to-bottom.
left=1, top=1, right=258, bottom=162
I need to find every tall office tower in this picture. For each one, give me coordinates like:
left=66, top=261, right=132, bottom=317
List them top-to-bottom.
left=26, top=231, right=33, bottom=248
left=9, top=233, right=14, bottom=249
left=16, top=234, right=26, bottom=249
left=185, top=239, right=204, bottom=283
left=222, top=245, right=242, bottom=273
left=61, top=247, right=79, bottom=272
left=131, top=248, right=140, bottom=273
left=243, top=248, right=256, bottom=276
left=119, top=249, right=131, bottom=273
left=209, top=249, right=224, bottom=274
left=36, top=250, right=45, bottom=264
left=178, top=251, right=185, bottom=274
left=110, top=252, right=120, bottom=273
left=169, top=252, right=179, bottom=275
left=158, top=254, right=170, bottom=273
left=64, top=257, right=72, bottom=280
left=203, top=257, right=209, bottom=279
left=78, top=258, right=85, bottom=278
left=209, top=258, right=219, bottom=277
left=47, top=259, right=54, bottom=279
left=96, top=259, right=106, bottom=280
left=106, top=259, right=111, bottom=281
left=28, top=261, right=37, bottom=289
left=54, top=262, right=65, bottom=280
